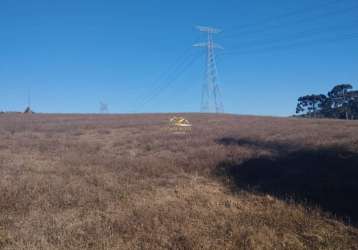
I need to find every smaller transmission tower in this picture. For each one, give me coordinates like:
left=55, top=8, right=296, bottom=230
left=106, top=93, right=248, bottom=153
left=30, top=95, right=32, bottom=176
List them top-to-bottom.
left=194, top=26, right=224, bottom=113
left=24, top=87, right=33, bottom=113
left=28, top=88, right=31, bottom=110
left=99, top=102, right=109, bottom=114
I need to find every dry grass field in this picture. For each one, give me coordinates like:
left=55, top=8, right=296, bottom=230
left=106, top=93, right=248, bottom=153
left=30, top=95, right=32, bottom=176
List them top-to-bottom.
left=0, top=113, right=358, bottom=249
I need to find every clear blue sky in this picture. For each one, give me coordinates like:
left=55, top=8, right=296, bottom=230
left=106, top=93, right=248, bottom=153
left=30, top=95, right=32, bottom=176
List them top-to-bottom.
left=1, top=0, right=357, bottom=115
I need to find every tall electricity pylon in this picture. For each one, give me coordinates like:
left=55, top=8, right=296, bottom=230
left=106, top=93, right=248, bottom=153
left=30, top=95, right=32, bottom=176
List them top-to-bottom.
left=194, top=26, right=224, bottom=113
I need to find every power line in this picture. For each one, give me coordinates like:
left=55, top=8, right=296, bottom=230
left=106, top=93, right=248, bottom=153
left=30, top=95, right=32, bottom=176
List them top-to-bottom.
left=222, top=0, right=342, bottom=38
left=222, top=2, right=358, bottom=40
left=223, top=20, right=358, bottom=52
left=220, top=32, right=358, bottom=57
left=132, top=35, right=202, bottom=112
left=132, top=48, right=194, bottom=106
left=132, top=49, right=196, bottom=112
left=134, top=50, right=197, bottom=109
left=136, top=50, right=203, bottom=110
left=138, top=51, right=202, bottom=110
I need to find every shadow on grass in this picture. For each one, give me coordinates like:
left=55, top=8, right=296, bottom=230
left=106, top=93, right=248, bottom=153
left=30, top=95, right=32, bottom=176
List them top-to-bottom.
left=216, top=137, right=358, bottom=225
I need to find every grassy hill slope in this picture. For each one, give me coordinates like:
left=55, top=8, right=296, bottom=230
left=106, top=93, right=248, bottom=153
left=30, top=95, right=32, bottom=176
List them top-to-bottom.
left=0, top=113, right=357, bottom=249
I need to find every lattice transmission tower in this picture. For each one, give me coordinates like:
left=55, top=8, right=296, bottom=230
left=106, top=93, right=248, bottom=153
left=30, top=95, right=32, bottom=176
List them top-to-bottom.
left=194, top=26, right=224, bottom=113
left=99, top=102, right=109, bottom=114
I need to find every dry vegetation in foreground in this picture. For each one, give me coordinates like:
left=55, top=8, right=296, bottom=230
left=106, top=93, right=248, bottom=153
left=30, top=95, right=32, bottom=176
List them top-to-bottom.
left=0, top=113, right=358, bottom=249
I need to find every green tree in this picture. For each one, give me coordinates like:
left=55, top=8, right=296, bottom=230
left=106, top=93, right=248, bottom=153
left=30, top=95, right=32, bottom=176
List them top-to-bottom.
left=328, top=84, right=353, bottom=120
left=346, top=90, right=358, bottom=119
left=296, top=94, right=326, bottom=118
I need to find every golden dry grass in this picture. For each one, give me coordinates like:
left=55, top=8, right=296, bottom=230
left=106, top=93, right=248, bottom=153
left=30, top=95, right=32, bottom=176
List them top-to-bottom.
left=0, top=113, right=357, bottom=249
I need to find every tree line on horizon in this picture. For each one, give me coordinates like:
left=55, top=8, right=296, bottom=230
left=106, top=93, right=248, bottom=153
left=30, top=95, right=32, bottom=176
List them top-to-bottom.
left=296, top=84, right=358, bottom=120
